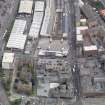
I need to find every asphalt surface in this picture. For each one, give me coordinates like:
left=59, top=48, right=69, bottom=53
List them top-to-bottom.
left=65, top=0, right=81, bottom=99
left=0, top=81, right=10, bottom=105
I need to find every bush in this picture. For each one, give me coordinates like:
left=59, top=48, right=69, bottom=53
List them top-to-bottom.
left=10, top=99, right=21, bottom=105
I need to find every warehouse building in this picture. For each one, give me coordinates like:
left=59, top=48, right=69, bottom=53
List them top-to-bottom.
left=18, top=0, right=33, bottom=15
left=40, top=0, right=56, bottom=37
left=29, top=1, right=44, bottom=39
left=34, top=1, right=45, bottom=12
left=40, top=9, right=52, bottom=37
left=29, top=12, right=44, bottom=39
left=6, top=19, right=27, bottom=51
left=7, top=34, right=27, bottom=51
left=2, top=52, right=14, bottom=69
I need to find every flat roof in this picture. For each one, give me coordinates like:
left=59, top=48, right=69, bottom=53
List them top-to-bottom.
left=18, top=0, right=33, bottom=14
left=35, top=1, right=44, bottom=12
left=40, top=9, right=52, bottom=37
left=29, top=12, right=43, bottom=38
left=7, top=19, right=27, bottom=50
left=11, top=19, right=26, bottom=34
left=80, top=19, right=87, bottom=22
left=77, top=26, right=88, bottom=31
left=76, top=28, right=81, bottom=35
left=77, top=34, right=83, bottom=41
left=7, top=35, right=27, bottom=50
left=38, top=38, right=69, bottom=52
left=84, top=45, right=97, bottom=51
left=2, top=52, right=14, bottom=63
left=82, top=98, right=105, bottom=105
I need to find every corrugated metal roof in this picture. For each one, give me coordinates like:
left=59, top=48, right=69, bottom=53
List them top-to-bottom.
left=18, top=0, right=33, bottom=14
left=35, top=1, right=44, bottom=12
left=40, top=9, right=51, bottom=37
left=29, top=12, right=43, bottom=38
left=7, top=19, right=27, bottom=50
left=11, top=19, right=26, bottom=34
left=7, top=35, right=27, bottom=50
left=2, top=52, right=14, bottom=63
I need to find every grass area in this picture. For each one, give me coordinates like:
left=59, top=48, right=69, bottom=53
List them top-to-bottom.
left=95, top=2, right=104, bottom=10
left=3, top=76, right=11, bottom=92
left=10, top=98, right=21, bottom=105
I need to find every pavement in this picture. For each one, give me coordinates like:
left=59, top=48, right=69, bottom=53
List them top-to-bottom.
left=65, top=0, right=81, bottom=99
left=0, top=81, right=10, bottom=105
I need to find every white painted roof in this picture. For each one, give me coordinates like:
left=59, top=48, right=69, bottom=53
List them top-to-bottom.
left=18, top=0, right=33, bottom=14
left=35, top=1, right=44, bottom=12
left=40, top=9, right=51, bottom=37
left=29, top=12, right=43, bottom=38
left=7, top=19, right=27, bottom=50
left=11, top=19, right=26, bottom=34
left=80, top=19, right=87, bottom=22
left=77, top=26, right=88, bottom=31
left=76, top=28, right=81, bottom=35
left=63, top=33, right=68, bottom=38
left=77, top=34, right=83, bottom=41
left=7, top=35, right=27, bottom=50
left=84, top=45, right=97, bottom=51
left=2, top=52, right=14, bottom=63
left=50, top=83, right=59, bottom=89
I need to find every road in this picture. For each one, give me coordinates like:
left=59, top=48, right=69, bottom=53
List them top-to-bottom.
left=65, top=0, right=81, bottom=99
left=0, top=81, right=10, bottom=105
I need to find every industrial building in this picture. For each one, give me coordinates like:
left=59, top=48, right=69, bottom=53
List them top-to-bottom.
left=0, top=0, right=20, bottom=61
left=18, top=0, right=33, bottom=15
left=40, top=0, right=56, bottom=37
left=29, top=1, right=45, bottom=39
left=34, top=1, right=45, bottom=12
left=29, top=12, right=44, bottom=39
left=6, top=19, right=27, bottom=51
left=2, top=52, right=14, bottom=70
